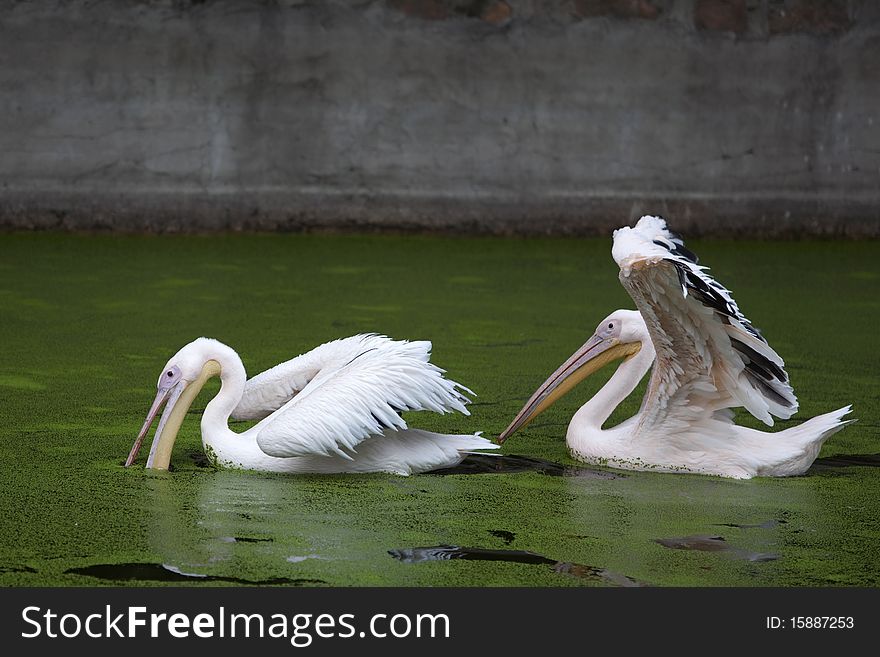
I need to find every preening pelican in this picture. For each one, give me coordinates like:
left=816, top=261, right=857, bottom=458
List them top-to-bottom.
left=498, top=216, right=853, bottom=479
left=125, top=334, right=497, bottom=475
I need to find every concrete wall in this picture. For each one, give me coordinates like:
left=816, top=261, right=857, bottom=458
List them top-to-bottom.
left=1, top=0, right=878, bottom=236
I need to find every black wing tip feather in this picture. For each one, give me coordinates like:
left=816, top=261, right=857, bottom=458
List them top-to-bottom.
left=645, top=215, right=699, bottom=265
left=652, top=238, right=699, bottom=266
left=672, top=242, right=699, bottom=265
left=665, top=253, right=769, bottom=346
left=669, top=260, right=742, bottom=320
left=739, top=320, right=764, bottom=340
left=730, top=338, right=787, bottom=383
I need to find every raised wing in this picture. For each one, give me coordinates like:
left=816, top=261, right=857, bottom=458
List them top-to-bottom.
left=612, top=216, right=797, bottom=428
left=232, top=334, right=399, bottom=420
left=253, top=335, right=473, bottom=458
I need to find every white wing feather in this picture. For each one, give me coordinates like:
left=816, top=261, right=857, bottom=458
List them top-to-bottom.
left=613, top=216, right=798, bottom=429
left=232, top=334, right=411, bottom=420
left=254, top=335, right=473, bottom=459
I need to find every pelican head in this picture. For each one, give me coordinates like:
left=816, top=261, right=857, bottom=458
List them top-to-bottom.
left=497, top=309, right=649, bottom=443
left=125, top=338, right=228, bottom=470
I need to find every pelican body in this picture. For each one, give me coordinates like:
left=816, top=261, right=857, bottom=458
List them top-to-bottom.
left=498, top=216, right=852, bottom=479
left=126, top=334, right=496, bottom=475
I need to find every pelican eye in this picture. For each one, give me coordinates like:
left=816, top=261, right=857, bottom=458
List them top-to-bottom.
left=608, top=323, right=614, bottom=329
left=166, top=371, right=174, bottom=377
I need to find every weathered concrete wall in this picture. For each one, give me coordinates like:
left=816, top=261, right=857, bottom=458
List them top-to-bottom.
left=1, top=0, right=878, bottom=235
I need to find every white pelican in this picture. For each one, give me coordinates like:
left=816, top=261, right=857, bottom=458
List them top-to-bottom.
left=497, top=216, right=853, bottom=479
left=125, top=334, right=497, bottom=475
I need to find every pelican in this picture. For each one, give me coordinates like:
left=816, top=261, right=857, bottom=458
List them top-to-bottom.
left=497, top=216, right=853, bottom=479
left=125, top=334, right=497, bottom=475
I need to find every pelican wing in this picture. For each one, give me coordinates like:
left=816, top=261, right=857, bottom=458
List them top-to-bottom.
left=612, top=216, right=797, bottom=428
left=233, top=334, right=399, bottom=420
left=253, top=335, right=472, bottom=458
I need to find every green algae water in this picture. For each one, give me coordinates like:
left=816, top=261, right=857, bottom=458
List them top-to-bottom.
left=0, top=233, right=878, bottom=587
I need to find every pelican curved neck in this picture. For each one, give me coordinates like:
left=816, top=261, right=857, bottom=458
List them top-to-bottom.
left=571, top=342, right=653, bottom=430
left=201, top=356, right=246, bottom=437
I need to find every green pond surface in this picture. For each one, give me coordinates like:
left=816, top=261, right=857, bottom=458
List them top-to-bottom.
left=0, top=233, right=878, bottom=587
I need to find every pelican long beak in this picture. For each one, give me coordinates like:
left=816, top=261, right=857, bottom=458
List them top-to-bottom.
left=497, top=334, right=641, bottom=443
left=124, top=380, right=185, bottom=468
left=145, top=381, right=188, bottom=469
left=125, top=383, right=176, bottom=466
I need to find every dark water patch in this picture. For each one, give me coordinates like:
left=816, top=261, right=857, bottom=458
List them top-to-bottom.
left=187, top=450, right=213, bottom=468
left=812, top=453, right=880, bottom=469
left=431, top=454, right=621, bottom=479
left=432, top=454, right=561, bottom=475
left=715, top=519, right=786, bottom=529
left=488, top=529, right=515, bottom=545
left=655, top=535, right=778, bottom=562
left=656, top=535, right=729, bottom=553
left=218, top=536, right=274, bottom=544
left=389, top=545, right=645, bottom=586
left=390, top=545, right=554, bottom=565
left=65, top=563, right=325, bottom=585
left=0, top=564, right=37, bottom=574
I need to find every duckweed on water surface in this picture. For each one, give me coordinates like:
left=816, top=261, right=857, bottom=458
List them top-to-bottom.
left=0, top=233, right=878, bottom=586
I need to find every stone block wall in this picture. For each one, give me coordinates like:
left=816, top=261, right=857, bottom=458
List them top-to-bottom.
left=1, top=0, right=877, bottom=235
